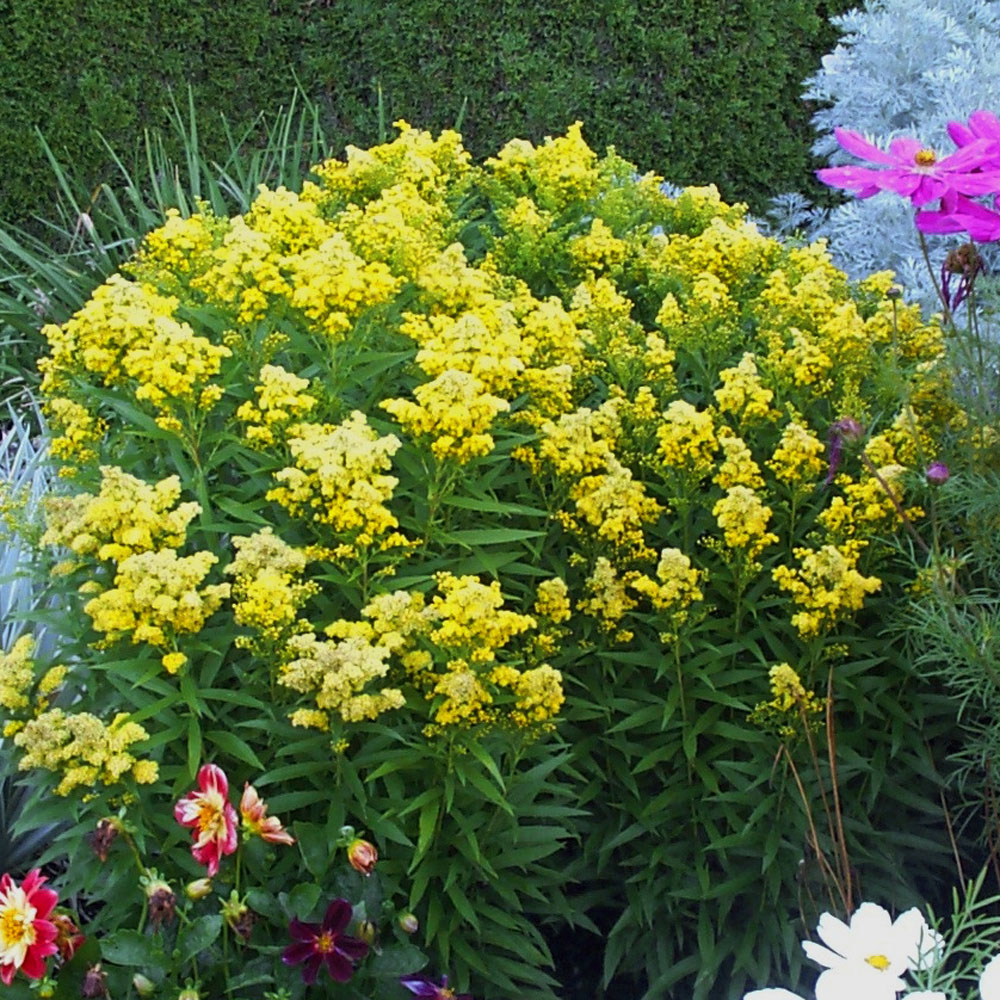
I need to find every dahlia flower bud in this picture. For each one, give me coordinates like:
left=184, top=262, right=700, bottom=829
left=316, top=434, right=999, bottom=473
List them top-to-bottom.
left=926, top=461, right=950, bottom=485
left=88, top=818, right=120, bottom=862
left=347, top=837, right=378, bottom=876
left=185, top=877, right=213, bottom=901
left=144, top=878, right=177, bottom=930
left=221, top=890, right=255, bottom=942
left=398, top=912, right=419, bottom=935
left=357, top=918, right=377, bottom=946
left=81, top=964, right=108, bottom=998
left=132, top=973, right=155, bottom=997
left=178, top=990, right=200, bottom=1000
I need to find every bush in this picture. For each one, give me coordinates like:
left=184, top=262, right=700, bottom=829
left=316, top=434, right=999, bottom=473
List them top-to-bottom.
left=0, top=0, right=853, bottom=230
left=1, top=123, right=980, bottom=998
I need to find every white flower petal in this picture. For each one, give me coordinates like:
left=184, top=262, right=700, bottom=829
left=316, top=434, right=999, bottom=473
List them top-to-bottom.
left=892, top=908, right=943, bottom=971
left=815, top=911, right=857, bottom=962
left=804, top=940, right=851, bottom=969
left=981, top=954, right=1000, bottom=1000
left=815, top=964, right=905, bottom=1000
left=744, top=990, right=808, bottom=1000
left=903, top=992, right=946, bottom=1000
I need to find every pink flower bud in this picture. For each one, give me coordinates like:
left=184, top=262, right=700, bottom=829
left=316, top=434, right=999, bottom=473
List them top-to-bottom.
left=926, top=461, right=950, bottom=485
left=347, top=838, right=378, bottom=876
left=398, top=912, right=419, bottom=935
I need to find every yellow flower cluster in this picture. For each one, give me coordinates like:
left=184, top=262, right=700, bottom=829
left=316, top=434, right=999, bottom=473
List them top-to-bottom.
left=308, top=121, right=471, bottom=206
left=485, top=122, right=599, bottom=213
left=568, top=218, right=628, bottom=274
left=39, top=274, right=230, bottom=415
left=714, top=353, right=776, bottom=424
left=236, top=365, right=317, bottom=447
left=382, top=370, right=509, bottom=463
left=44, top=397, right=106, bottom=467
left=534, top=400, right=621, bottom=478
left=657, top=400, right=718, bottom=480
left=268, top=412, right=403, bottom=548
left=768, top=420, right=827, bottom=490
left=714, top=430, right=764, bottom=490
left=570, top=457, right=662, bottom=558
left=818, top=465, right=914, bottom=540
left=41, top=466, right=200, bottom=563
left=712, top=486, right=779, bottom=561
left=225, top=528, right=318, bottom=646
left=772, top=543, right=882, bottom=638
left=628, top=547, right=703, bottom=613
left=84, top=549, right=229, bottom=654
left=578, top=557, right=636, bottom=642
left=281, top=573, right=563, bottom=733
left=427, top=573, right=536, bottom=662
left=533, top=578, right=572, bottom=624
left=281, top=631, right=405, bottom=723
left=0, top=635, right=36, bottom=712
left=748, top=663, right=823, bottom=738
left=13, top=708, right=158, bottom=796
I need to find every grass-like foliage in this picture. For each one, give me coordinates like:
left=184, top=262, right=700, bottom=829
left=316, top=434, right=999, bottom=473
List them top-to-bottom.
left=0, top=122, right=988, bottom=998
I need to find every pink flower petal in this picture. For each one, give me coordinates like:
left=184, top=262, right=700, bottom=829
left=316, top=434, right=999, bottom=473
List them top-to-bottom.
left=834, top=128, right=898, bottom=165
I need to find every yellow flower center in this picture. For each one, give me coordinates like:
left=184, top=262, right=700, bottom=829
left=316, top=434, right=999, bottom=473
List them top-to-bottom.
left=914, top=149, right=937, bottom=167
left=196, top=794, right=226, bottom=837
left=0, top=904, right=35, bottom=948
left=315, top=930, right=335, bottom=954
left=866, top=953, right=891, bottom=971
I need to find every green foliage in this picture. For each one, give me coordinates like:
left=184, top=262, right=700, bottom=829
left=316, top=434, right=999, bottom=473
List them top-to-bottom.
left=0, top=0, right=854, bottom=232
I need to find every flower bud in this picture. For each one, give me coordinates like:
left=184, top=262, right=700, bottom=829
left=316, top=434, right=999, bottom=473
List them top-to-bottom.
left=832, top=417, right=864, bottom=442
left=925, top=461, right=950, bottom=485
left=88, top=818, right=120, bottom=863
left=347, top=837, right=378, bottom=876
left=185, top=877, right=213, bottom=901
left=144, top=878, right=177, bottom=930
left=221, top=890, right=255, bottom=942
left=398, top=912, right=419, bottom=935
left=357, top=918, right=377, bottom=946
left=82, top=964, right=108, bottom=999
left=132, top=974, right=156, bottom=997
left=178, top=990, right=200, bottom=1000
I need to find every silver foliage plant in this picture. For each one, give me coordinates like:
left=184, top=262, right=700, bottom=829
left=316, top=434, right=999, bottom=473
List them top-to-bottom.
left=768, top=0, right=1000, bottom=308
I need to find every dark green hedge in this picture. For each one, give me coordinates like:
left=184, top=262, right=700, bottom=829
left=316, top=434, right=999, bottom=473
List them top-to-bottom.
left=0, top=0, right=852, bottom=228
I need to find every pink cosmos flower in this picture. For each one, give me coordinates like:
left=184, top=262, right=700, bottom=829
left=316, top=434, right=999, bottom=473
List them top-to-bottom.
left=947, top=110, right=1000, bottom=167
left=817, top=128, right=1000, bottom=206
left=916, top=192, right=1000, bottom=242
left=174, top=763, right=239, bottom=876
left=239, top=783, right=296, bottom=847
left=0, top=869, right=59, bottom=985
left=282, top=899, right=368, bottom=984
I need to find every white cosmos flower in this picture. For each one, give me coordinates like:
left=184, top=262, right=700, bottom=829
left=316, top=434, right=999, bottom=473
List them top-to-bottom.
left=803, top=902, right=941, bottom=1000
left=981, top=954, right=1000, bottom=1000
left=744, top=991, right=808, bottom=1000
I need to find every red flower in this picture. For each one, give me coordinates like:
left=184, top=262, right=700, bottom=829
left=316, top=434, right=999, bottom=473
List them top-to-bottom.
left=174, top=763, right=238, bottom=876
left=239, top=783, right=295, bottom=846
left=0, top=868, right=59, bottom=985
left=282, top=899, right=368, bottom=984
left=400, top=972, right=473, bottom=999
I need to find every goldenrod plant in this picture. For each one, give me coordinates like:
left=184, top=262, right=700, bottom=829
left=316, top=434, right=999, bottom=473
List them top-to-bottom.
left=0, top=122, right=981, bottom=998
